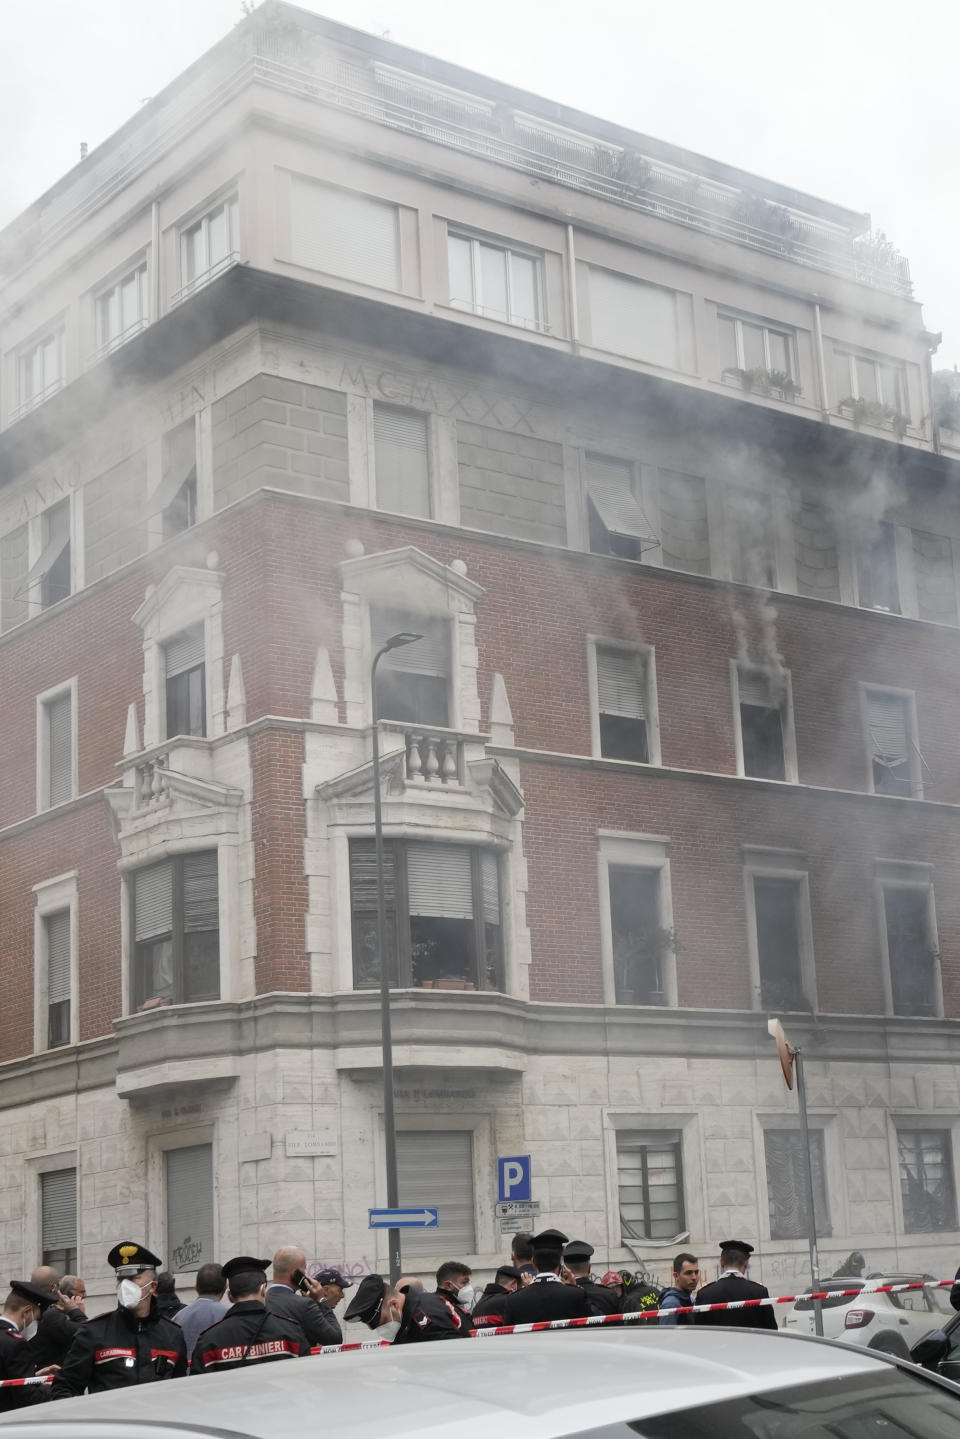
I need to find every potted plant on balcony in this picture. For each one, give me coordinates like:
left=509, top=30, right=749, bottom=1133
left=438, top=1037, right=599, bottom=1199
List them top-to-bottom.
left=722, top=367, right=801, bottom=402
left=837, top=395, right=908, bottom=439
left=613, top=927, right=676, bottom=1005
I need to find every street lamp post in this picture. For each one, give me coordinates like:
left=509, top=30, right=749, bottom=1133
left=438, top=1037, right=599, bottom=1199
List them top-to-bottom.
left=371, top=631, right=421, bottom=1286
left=768, top=1017, right=823, bottom=1336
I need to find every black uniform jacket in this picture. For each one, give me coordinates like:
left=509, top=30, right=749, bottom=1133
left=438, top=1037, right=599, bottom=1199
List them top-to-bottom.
left=694, top=1273, right=779, bottom=1330
left=499, top=1276, right=590, bottom=1326
left=576, top=1278, right=621, bottom=1316
left=264, top=1284, right=342, bottom=1347
left=471, top=1284, right=512, bottom=1327
left=395, top=1290, right=471, bottom=1342
left=191, top=1300, right=309, bottom=1373
left=51, top=1304, right=187, bottom=1397
left=29, top=1305, right=85, bottom=1369
left=0, top=1320, right=47, bottom=1413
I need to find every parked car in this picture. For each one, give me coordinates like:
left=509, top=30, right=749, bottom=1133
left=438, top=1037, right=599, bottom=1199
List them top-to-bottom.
left=781, top=1273, right=953, bottom=1357
left=912, top=1304, right=960, bottom=1384
left=2, top=1327, right=960, bottom=1439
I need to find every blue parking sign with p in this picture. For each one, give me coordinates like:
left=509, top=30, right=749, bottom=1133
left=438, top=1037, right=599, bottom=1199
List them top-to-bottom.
left=498, top=1154, right=531, bottom=1202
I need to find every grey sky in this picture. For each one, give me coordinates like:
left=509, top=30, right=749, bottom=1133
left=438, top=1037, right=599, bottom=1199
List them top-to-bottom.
left=1, top=0, right=956, bottom=364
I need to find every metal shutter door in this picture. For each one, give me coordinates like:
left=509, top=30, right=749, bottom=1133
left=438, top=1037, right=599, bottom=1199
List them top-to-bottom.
left=290, top=178, right=400, bottom=292
left=586, top=455, right=655, bottom=542
left=372, top=607, right=448, bottom=678
left=165, top=626, right=204, bottom=678
left=597, top=648, right=645, bottom=718
left=47, top=692, right=73, bottom=807
left=868, top=692, right=909, bottom=766
left=406, top=845, right=473, bottom=918
left=183, top=852, right=219, bottom=931
left=135, top=862, right=173, bottom=942
left=46, top=910, right=71, bottom=1006
left=397, top=1131, right=476, bottom=1257
left=165, top=1144, right=214, bottom=1272
left=41, top=1168, right=77, bottom=1253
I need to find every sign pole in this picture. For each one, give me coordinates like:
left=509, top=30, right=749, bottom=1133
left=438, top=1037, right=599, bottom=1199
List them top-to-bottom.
left=793, top=1046, right=824, bottom=1337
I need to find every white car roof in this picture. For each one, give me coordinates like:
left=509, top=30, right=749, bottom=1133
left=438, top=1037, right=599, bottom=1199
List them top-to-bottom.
left=0, top=1329, right=905, bottom=1439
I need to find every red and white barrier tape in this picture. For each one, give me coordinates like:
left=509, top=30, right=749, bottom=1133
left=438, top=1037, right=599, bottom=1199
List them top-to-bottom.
left=0, top=1375, right=53, bottom=1388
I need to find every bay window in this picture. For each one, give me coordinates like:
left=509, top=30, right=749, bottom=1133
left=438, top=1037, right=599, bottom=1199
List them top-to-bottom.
left=132, top=851, right=219, bottom=1009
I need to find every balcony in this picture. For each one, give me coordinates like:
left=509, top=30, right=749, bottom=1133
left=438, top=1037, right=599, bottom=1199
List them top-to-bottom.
left=389, top=723, right=465, bottom=787
left=105, top=735, right=243, bottom=836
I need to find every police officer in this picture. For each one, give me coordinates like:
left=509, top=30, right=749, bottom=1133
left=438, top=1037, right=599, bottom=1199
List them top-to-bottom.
left=498, top=1230, right=590, bottom=1325
left=694, top=1240, right=778, bottom=1330
left=563, top=1241, right=621, bottom=1315
left=51, top=1243, right=187, bottom=1397
left=190, top=1257, right=310, bottom=1373
left=344, top=1275, right=469, bottom=1342
left=0, top=1282, right=59, bottom=1412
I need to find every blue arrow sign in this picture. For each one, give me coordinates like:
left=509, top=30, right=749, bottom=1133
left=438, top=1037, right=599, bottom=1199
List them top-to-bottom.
left=369, top=1207, right=439, bottom=1229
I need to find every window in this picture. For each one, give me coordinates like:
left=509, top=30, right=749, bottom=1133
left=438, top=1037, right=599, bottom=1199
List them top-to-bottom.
left=290, top=178, right=400, bottom=291
left=180, top=195, right=239, bottom=292
left=447, top=230, right=543, bottom=330
left=95, top=263, right=148, bottom=354
left=588, top=267, right=688, bottom=371
left=719, top=313, right=794, bottom=380
left=18, top=328, right=64, bottom=413
left=835, top=349, right=909, bottom=418
left=373, top=405, right=430, bottom=518
left=149, top=421, right=198, bottom=539
left=586, top=453, right=656, bottom=560
left=658, top=470, right=710, bottom=575
left=728, top=488, right=777, bottom=589
left=23, top=499, right=72, bottom=610
left=793, top=499, right=840, bottom=603
left=856, top=521, right=900, bottom=613
left=1, top=523, right=29, bottom=631
left=912, top=530, right=957, bottom=626
left=372, top=607, right=449, bottom=726
left=164, top=626, right=206, bottom=738
left=595, top=646, right=651, bottom=762
left=735, top=666, right=792, bottom=781
left=39, top=686, right=74, bottom=810
left=864, top=689, right=920, bottom=797
left=349, top=840, right=503, bottom=991
left=132, top=851, right=219, bottom=1009
left=609, top=865, right=667, bottom=1005
left=752, top=876, right=810, bottom=1011
left=883, top=883, right=938, bottom=1018
left=45, top=910, right=72, bottom=1048
left=764, top=1129, right=830, bottom=1239
left=898, top=1129, right=957, bottom=1233
left=617, top=1130, right=685, bottom=1241
left=397, top=1131, right=476, bottom=1257
left=165, top=1144, right=215, bottom=1272
left=41, top=1169, right=77, bottom=1272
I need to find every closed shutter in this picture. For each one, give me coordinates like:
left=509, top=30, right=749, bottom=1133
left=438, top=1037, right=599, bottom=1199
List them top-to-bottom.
left=290, top=178, right=400, bottom=292
left=374, top=405, right=430, bottom=517
left=586, top=455, right=655, bottom=542
left=372, top=608, right=448, bottom=678
left=165, top=626, right=204, bottom=678
left=597, top=647, right=646, bottom=718
left=738, top=668, right=775, bottom=709
left=46, top=691, right=73, bottom=807
left=868, top=692, right=909, bottom=767
left=350, top=840, right=397, bottom=909
left=407, top=845, right=474, bottom=919
left=183, top=852, right=219, bottom=931
left=480, top=852, right=501, bottom=925
left=135, top=862, right=173, bottom=941
left=46, top=910, right=71, bottom=1006
left=397, top=1130, right=476, bottom=1257
left=165, top=1144, right=214, bottom=1273
left=41, top=1169, right=77, bottom=1253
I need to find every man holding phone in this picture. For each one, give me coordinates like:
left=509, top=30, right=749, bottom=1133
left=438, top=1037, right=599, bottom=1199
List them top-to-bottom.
left=264, top=1248, right=342, bottom=1347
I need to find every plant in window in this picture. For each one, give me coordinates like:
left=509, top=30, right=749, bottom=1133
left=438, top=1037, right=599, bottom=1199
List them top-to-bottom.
left=614, top=148, right=651, bottom=191
left=723, top=366, right=800, bottom=401
left=837, top=395, right=908, bottom=439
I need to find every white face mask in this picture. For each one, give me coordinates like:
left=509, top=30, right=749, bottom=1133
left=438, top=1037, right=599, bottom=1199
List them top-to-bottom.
left=118, top=1279, right=145, bottom=1310
left=456, top=1284, right=475, bottom=1309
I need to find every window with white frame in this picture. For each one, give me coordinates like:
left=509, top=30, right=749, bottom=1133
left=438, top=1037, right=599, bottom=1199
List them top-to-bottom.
left=290, top=178, right=400, bottom=291
left=180, top=195, right=239, bottom=293
left=447, top=229, right=543, bottom=331
left=95, top=263, right=148, bottom=354
left=587, top=267, right=688, bottom=371
left=718, top=312, right=795, bottom=382
left=18, top=327, right=65, bottom=413
left=834, top=349, right=909, bottom=418
left=373, top=405, right=430, bottom=518
left=148, top=421, right=198, bottom=540
left=586, top=453, right=656, bottom=560
left=657, top=469, right=710, bottom=575
left=728, top=487, right=778, bottom=589
left=23, top=499, right=72, bottom=610
left=856, top=521, right=900, bottom=613
left=1, top=523, right=29, bottom=631
left=371, top=606, right=449, bottom=727
left=164, top=626, right=206, bottom=739
left=594, top=643, right=654, bottom=763
left=734, top=665, right=795, bottom=782
left=38, top=684, right=75, bottom=811
left=863, top=688, right=921, bottom=798
left=350, top=840, right=503, bottom=992
left=132, top=851, right=220, bottom=1010
left=609, top=866, right=668, bottom=1005
left=750, top=872, right=812, bottom=1012
left=882, top=880, right=939, bottom=1018
left=44, top=909, right=72, bottom=1048
left=897, top=1128, right=957, bottom=1233
left=764, top=1129, right=830, bottom=1239
left=616, top=1130, right=685, bottom=1242
left=397, top=1131, right=476, bottom=1257
left=165, top=1143, right=215, bottom=1272
left=41, top=1168, right=77, bottom=1272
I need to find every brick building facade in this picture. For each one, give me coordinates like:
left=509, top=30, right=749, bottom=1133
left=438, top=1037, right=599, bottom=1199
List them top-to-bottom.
left=0, top=5, right=958, bottom=1310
